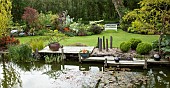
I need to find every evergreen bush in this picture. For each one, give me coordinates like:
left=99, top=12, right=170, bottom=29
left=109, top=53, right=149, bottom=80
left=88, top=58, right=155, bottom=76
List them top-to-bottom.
left=129, top=38, right=142, bottom=50
left=120, top=42, right=131, bottom=52
left=136, top=43, right=152, bottom=55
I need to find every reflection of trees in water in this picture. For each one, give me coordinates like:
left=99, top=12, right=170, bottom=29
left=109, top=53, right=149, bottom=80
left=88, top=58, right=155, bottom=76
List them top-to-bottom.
left=1, top=60, right=22, bottom=88
left=13, top=61, right=46, bottom=72
left=14, top=62, right=34, bottom=71
left=42, top=63, right=62, bottom=79
left=145, top=69, right=170, bottom=88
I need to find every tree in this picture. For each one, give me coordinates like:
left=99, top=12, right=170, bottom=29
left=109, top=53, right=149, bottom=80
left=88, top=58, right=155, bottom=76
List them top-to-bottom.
left=0, top=0, right=12, bottom=37
left=11, top=0, right=27, bottom=23
left=12, top=0, right=119, bottom=22
left=112, top=0, right=125, bottom=22
left=121, top=0, right=170, bottom=55
left=22, top=7, right=39, bottom=29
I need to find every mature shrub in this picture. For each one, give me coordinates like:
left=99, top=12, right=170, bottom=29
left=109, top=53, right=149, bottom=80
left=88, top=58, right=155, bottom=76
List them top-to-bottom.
left=120, top=11, right=137, bottom=31
left=38, top=12, right=53, bottom=29
left=89, top=24, right=103, bottom=34
left=129, top=38, right=142, bottom=50
left=120, top=42, right=131, bottom=52
left=136, top=43, right=152, bottom=55
left=8, top=44, right=32, bottom=62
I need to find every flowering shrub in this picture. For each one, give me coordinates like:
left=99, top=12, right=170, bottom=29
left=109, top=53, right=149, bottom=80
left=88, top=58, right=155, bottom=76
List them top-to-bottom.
left=79, top=49, right=89, bottom=53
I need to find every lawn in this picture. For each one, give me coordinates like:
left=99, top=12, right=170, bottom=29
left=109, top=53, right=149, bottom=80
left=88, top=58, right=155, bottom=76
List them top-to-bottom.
left=18, top=29, right=159, bottom=47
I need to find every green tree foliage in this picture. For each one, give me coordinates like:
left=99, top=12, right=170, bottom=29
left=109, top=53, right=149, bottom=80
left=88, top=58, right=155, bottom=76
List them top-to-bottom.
left=0, top=0, right=12, bottom=37
left=11, top=0, right=27, bottom=23
left=11, top=0, right=119, bottom=22
left=11, top=0, right=142, bottom=23
left=121, top=0, right=170, bottom=34
left=121, top=0, right=170, bottom=55
left=123, top=0, right=140, bottom=10
left=38, top=11, right=53, bottom=29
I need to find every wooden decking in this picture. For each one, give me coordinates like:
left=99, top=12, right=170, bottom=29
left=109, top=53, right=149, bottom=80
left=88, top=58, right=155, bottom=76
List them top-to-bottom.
left=39, top=46, right=94, bottom=54
left=81, top=56, right=170, bottom=68
left=81, top=56, right=114, bottom=62
left=81, top=57, right=145, bottom=67
left=106, top=60, right=145, bottom=67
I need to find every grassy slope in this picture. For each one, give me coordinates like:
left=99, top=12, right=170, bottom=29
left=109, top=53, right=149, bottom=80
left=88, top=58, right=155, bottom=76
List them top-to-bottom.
left=18, top=30, right=159, bottom=47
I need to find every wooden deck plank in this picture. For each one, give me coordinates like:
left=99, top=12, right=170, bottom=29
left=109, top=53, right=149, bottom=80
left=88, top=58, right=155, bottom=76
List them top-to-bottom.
left=39, top=46, right=94, bottom=54
left=82, top=56, right=114, bottom=61
left=133, top=59, right=170, bottom=64
left=107, top=61, right=145, bottom=67
left=107, top=61, right=145, bottom=65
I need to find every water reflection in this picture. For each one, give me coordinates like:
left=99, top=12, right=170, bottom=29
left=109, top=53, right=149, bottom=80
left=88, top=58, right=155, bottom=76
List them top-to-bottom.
left=0, top=59, right=170, bottom=88
left=0, top=59, right=22, bottom=88
left=145, top=67, right=170, bottom=88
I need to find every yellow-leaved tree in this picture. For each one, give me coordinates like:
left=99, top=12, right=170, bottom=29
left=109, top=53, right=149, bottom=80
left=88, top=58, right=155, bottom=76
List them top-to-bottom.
left=0, top=0, right=12, bottom=37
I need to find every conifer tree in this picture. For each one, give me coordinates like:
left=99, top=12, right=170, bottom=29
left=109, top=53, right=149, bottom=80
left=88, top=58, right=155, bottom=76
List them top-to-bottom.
left=0, top=0, right=12, bottom=37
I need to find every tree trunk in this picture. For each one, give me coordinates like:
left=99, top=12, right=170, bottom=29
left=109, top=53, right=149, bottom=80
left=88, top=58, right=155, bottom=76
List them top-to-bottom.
left=112, top=0, right=124, bottom=22
left=159, top=17, right=166, bottom=55
left=159, top=33, right=163, bottom=55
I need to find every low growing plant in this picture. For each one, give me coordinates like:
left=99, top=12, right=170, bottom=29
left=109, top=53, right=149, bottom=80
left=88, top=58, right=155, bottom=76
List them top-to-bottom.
left=29, top=38, right=44, bottom=52
left=120, top=42, right=131, bottom=52
left=136, top=43, right=152, bottom=55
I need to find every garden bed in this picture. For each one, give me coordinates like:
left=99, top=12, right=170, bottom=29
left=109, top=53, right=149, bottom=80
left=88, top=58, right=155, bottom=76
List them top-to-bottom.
left=91, top=48, right=156, bottom=60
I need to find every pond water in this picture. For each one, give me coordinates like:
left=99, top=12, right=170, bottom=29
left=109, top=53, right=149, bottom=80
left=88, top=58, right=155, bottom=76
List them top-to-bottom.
left=0, top=59, right=170, bottom=88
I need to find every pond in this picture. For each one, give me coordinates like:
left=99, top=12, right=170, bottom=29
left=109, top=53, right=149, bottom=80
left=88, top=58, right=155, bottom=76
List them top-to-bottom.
left=0, top=59, right=170, bottom=88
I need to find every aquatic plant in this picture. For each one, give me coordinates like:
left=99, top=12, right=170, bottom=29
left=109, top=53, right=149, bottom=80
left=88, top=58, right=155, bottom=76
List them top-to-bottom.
left=45, top=54, right=62, bottom=63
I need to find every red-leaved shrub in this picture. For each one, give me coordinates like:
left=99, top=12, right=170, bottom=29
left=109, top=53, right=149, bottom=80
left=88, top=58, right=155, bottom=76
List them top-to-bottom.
left=22, top=7, right=39, bottom=27
left=0, top=36, right=20, bottom=49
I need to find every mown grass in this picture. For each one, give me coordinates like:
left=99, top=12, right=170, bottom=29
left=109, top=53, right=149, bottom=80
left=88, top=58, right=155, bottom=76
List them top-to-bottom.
left=18, top=29, right=159, bottom=47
